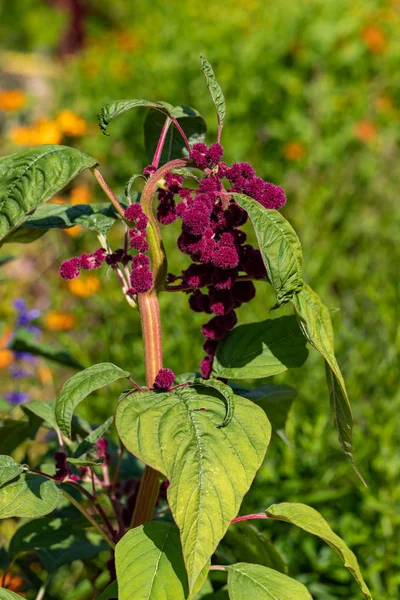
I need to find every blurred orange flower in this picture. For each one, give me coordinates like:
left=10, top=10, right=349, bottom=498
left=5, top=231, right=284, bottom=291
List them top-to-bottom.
left=362, top=25, right=387, bottom=53
left=0, top=90, right=27, bottom=111
left=375, top=95, right=394, bottom=112
left=57, top=110, right=87, bottom=137
left=9, top=119, right=62, bottom=146
left=354, top=120, right=378, bottom=143
left=283, top=141, right=306, bottom=161
left=70, top=184, right=91, bottom=205
left=50, top=195, right=66, bottom=204
left=65, top=225, right=82, bottom=238
left=68, top=274, right=101, bottom=297
left=45, top=311, right=77, bottom=331
left=0, top=325, right=12, bottom=348
left=0, top=349, right=13, bottom=369
left=1, top=572, right=25, bottom=595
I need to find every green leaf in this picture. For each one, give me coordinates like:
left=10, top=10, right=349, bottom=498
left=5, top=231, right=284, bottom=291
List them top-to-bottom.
left=200, top=55, right=226, bottom=134
left=98, top=99, right=174, bottom=135
left=144, top=105, right=207, bottom=165
left=0, top=145, right=98, bottom=242
left=233, top=194, right=303, bottom=306
left=1, top=202, right=117, bottom=244
left=291, top=284, right=363, bottom=482
left=212, top=316, right=308, bottom=380
left=8, top=329, right=83, bottom=369
left=56, top=363, right=130, bottom=437
left=193, top=378, right=234, bottom=427
left=239, top=385, right=296, bottom=432
left=115, top=386, right=270, bottom=593
left=22, top=400, right=57, bottom=430
left=74, top=416, right=114, bottom=458
left=0, top=419, right=40, bottom=455
left=0, top=455, right=23, bottom=488
left=67, top=457, right=104, bottom=467
left=0, top=473, right=60, bottom=519
left=266, top=502, right=372, bottom=599
left=9, top=515, right=108, bottom=571
left=115, top=522, right=189, bottom=600
left=219, top=522, right=287, bottom=574
left=227, top=563, right=312, bottom=599
left=193, top=578, right=214, bottom=599
left=97, top=581, right=118, bottom=600
left=0, top=590, right=26, bottom=600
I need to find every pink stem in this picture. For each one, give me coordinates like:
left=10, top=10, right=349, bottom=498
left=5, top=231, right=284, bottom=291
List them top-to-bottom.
left=151, top=117, right=172, bottom=170
left=92, top=168, right=126, bottom=218
left=231, top=513, right=270, bottom=524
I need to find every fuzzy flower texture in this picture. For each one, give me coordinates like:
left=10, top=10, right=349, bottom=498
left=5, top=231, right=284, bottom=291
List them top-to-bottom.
left=158, top=143, right=286, bottom=379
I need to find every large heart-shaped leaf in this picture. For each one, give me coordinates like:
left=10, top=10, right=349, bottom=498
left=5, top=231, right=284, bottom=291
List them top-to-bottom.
left=200, top=55, right=226, bottom=135
left=98, top=99, right=174, bottom=135
left=144, top=106, right=206, bottom=165
left=0, top=145, right=98, bottom=241
left=233, top=194, right=303, bottom=306
left=291, top=284, right=364, bottom=482
left=212, top=316, right=308, bottom=380
left=8, top=329, right=83, bottom=369
left=56, top=363, right=130, bottom=437
left=116, top=385, right=270, bottom=593
left=238, top=385, right=296, bottom=432
left=0, top=455, right=23, bottom=488
left=0, top=473, right=60, bottom=519
left=266, top=503, right=372, bottom=599
left=9, top=515, right=107, bottom=571
left=115, top=522, right=189, bottom=600
left=227, top=563, right=312, bottom=599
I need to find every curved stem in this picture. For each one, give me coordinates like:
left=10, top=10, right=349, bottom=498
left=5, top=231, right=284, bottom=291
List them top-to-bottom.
left=231, top=513, right=270, bottom=524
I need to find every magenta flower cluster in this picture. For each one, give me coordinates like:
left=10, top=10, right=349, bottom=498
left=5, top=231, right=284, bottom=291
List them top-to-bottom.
left=156, top=142, right=286, bottom=379
left=59, top=204, right=153, bottom=296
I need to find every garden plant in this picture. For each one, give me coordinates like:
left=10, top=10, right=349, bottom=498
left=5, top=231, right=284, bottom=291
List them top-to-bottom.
left=0, top=56, right=373, bottom=599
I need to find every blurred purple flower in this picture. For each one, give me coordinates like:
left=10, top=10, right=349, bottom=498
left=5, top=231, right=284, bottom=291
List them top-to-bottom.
left=5, top=391, right=29, bottom=405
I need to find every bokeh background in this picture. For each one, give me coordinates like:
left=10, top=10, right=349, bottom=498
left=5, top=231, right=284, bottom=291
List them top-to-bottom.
left=0, top=0, right=399, bottom=598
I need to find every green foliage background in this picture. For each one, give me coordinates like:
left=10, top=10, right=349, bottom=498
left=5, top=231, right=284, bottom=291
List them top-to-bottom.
left=0, top=0, right=399, bottom=598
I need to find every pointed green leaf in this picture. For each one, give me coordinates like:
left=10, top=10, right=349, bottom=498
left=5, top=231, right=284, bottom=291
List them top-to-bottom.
left=200, top=55, right=226, bottom=133
left=98, top=99, right=174, bottom=135
left=144, top=106, right=207, bottom=165
left=0, top=145, right=98, bottom=242
left=233, top=194, right=303, bottom=306
left=291, top=284, right=363, bottom=481
left=212, top=316, right=308, bottom=380
left=8, top=329, right=83, bottom=369
left=55, top=363, right=130, bottom=437
left=116, top=385, right=270, bottom=593
left=239, top=385, right=296, bottom=432
left=22, top=400, right=57, bottom=430
left=74, top=416, right=114, bottom=458
left=0, top=456, right=23, bottom=488
left=0, top=473, right=60, bottom=519
left=266, top=503, right=372, bottom=599
left=115, top=522, right=189, bottom=600
left=227, top=563, right=312, bottom=599
left=0, top=590, right=26, bottom=600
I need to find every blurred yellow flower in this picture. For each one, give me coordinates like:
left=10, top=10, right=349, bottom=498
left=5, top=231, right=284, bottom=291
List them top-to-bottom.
left=362, top=25, right=387, bottom=54
left=0, top=89, right=27, bottom=111
left=57, top=110, right=87, bottom=137
left=9, top=119, right=62, bottom=146
left=354, top=120, right=378, bottom=143
left=283, top=141, right=306, bottom=161
left=70, top=184, right=91, bottom=205
left=50, top=195, right=66, bottom=204
left=65, top=225, right=82, bottom=238
left=68, top=274, right=101, bottom=297
left=45, top=311, right=77, bottom=331
left=0, top=349, right=14, bottom=369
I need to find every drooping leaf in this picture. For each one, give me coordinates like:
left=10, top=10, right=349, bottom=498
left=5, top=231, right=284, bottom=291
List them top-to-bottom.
left=200, top=55, right=226, bottom=134
left=98, top=99, right=174, bottom=135
left=144, top=105, right=206, bottom=165
left=0, top=145, right=98, bottom=242
left=233, top=194, right=304, bottom=306
left=1, top=202, right=118, bottom=244
left=291, top=284, right=363, bottom=482
left=212, top=316, right=308, bottom=380
left=8, top=329, right=83, bottom=369
left=55, top=363, right=130, bottom=437
left=193, top=377, right=234, bottom=427
left=115, top=385, right=270, bottom=593
left=239, top=385, right=296, bottom=432
left=22, top=400, right=57, bottom=431
left=74, top=416, right=114, bottom=458
left=0, top=419, right=40, bottom=455
left=0, top=455, right=24, bottom=488
left=0, top=473, right=60, bottom=519
left=266, top=502, right=372, bottom=599
left=9, top=515, right=107, bottom=571
left=115, top=522, right=189, bottom=600
left=227, top=563, right=313, bottom=599
left=97, top=581, right=118, bottom=600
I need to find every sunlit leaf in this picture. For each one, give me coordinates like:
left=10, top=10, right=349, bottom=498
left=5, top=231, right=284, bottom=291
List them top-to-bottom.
left=0, top=455, right=23, bottom=488
left=0, top=473, right=60, bottom=519
left=227, top=563, right=312, bottom=599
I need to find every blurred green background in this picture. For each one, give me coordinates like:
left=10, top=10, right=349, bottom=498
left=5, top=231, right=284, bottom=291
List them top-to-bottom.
left=1, top=0, right=399, bottom=598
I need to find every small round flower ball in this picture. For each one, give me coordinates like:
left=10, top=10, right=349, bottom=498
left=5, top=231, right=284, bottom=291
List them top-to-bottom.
left=60, top=258, right=80, bottom=280
left=154, top=368, right=175, bottom=391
